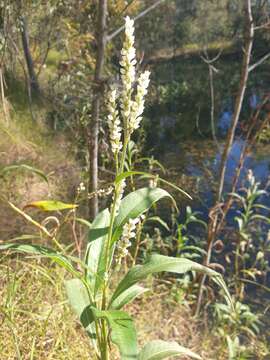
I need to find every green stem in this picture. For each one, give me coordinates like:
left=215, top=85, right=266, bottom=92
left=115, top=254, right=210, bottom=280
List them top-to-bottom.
left=99, top=136, right=130, bottom=360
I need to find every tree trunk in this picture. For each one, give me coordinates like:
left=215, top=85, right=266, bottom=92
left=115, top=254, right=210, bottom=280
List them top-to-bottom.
left=88, top=0, right=107, bottom=219
left=195, top=0, right=254, bottom=316
left=216, top=1, right=254, bottom=203
left=21, top=16, right=40, bottom=94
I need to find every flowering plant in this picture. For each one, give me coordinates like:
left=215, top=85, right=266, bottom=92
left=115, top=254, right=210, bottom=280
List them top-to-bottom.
left=0, top=17, right=231, bottom=360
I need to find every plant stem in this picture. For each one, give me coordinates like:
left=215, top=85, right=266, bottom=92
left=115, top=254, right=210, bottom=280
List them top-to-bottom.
left=99, top=134, right=130, bottom=359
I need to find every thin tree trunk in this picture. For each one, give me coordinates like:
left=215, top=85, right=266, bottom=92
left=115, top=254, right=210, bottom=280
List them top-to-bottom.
left=88, top=0, right=107, bottom=219
left=195, top=0, right=254, bottom=316
left=217, top=1, right=254, bottom=203
left=21, top=16, right=40, bottom=94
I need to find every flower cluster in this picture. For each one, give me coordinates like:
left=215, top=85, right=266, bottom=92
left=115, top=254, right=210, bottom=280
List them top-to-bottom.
left=107, top=16, right=151, bottom=146
left=120, top=16, right=136, bottom=92
left=120, top=17, right=136, bottom=125
left=129, top=71, right=150, bottom=133
left=108, top=89, right=122, bottom=155
left=112, top=179, right=126, bottom=215
left=88, top=186, right=114, bottom=199
left=116, top=216, right=143, bottom=266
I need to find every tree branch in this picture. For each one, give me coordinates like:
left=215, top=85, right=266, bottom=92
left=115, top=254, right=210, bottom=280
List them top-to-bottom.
left=107, top=0, right=167, bottom=42
left=249, top=51, right=270, bottom=72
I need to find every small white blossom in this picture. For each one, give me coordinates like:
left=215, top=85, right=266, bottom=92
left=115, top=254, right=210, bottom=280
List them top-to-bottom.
left=120, top=17, right=136, bottom=123
left=129, top=71, right=150, bottom=133
left=108, top=89, right=122, bottom=155
left=149, top=175, right=158, bottom=188
left=112, top=180, right=126, bottom=215
left=77, top=182, right=85, bottom=193
left=88, top=186, right=114, bottom=199
left=97, top=186, right=114, bottom=198
left=116, top=216, right=141, bottom=266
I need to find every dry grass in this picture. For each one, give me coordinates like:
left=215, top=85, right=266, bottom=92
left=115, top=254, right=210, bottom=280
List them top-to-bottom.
left=0, top=107, right=81, bottom=242
left=0, top=255, right=226, bottom=360
left=1, top=255, right=269, bottom=360
left=0, top=257, right=93, bottom=360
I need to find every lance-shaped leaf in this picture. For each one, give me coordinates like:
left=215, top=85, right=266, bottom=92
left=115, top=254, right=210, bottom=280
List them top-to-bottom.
left=115, top=171, right=191, bottom=199
left=112, top=188, right=173, bottom=244
left=24, top=200, right=78, bottom=212
left=85, top=208, right=110, bottom=295
left=0, top=243, right=79, bottom=277
left=110, top=254, right=232, bottom=308
left=65, top=278, right=97, bottom=351
left=110, top=284, right=149, bottom=310
left=91, top=307, right=138, bottom=360
left=139, top=340, right=201, bottom=360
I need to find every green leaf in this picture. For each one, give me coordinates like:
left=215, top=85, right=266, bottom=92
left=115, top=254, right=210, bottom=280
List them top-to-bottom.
left=1, top=164, right=48, bottom=183
left=115, top=171, right=148, bottom=184
left=115, top=172, right=191, bottom=199
left=112, top=188, right=173, bottom=243
left=24, top=200, right=78, bottom=211
left=85, top=208, right=110, bottom=296
left=146, top=216, right=170, bottom=231
left=75, top=218, right=92, bottom=228
left=0, top=243, right=79, bottom=277
left=110, top=254, right=232, bottom=308
left=65, top=278, right=97, bottom=345
left=65, top=279, right=93, bottom=328
left=110, top=285, right=149, bottom=310
left=91, top=307, right=138, bottom=360
left=139, top=340, right=201, bottom=360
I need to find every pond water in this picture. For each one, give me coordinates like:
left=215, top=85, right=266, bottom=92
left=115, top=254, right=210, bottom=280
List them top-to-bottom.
left=146, top=54, right=270, bottom=222
left=159, top=137, right=270, bottom=223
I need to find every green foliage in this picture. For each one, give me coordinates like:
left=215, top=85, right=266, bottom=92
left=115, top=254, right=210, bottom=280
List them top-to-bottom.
left=0, top=17, right=232, bottom=360
left=231, top=170, right=270, bottom=297
left=112, top=187, right=173, bottom=243
left=24, top=200, right=78, bottom=211
left=85, top=208, right=110, bottom=295
left=110, top=254, right=230, bottom=308
left=214, top=301, right=261, bottom=338
left=91, top=307, right=138, bottom=360
left=138, top=340, right=201, bottom=360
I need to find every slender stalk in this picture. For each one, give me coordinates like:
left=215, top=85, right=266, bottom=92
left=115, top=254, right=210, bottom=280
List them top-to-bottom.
left=89, top=0, right=107, bottom=220
left=195, top=0, right=254, bottom=316
left=99, top=134, right=129, bottom=359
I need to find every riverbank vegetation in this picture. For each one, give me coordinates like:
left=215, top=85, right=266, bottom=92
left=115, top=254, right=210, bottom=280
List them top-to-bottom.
left=1, top=1, right=270, bottom=359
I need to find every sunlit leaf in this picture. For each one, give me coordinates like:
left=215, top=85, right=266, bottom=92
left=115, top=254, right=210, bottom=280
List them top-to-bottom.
left=115, top=171, right=191, bottom=199
left=112, top=188, right=173, bottom=244
left=24, top=200, right=78, bottom=211
left=85, top=208, right=110, bottom=296
left=111, top=254, right=232, bottom=308
left=65, top=278, right=97, bottom=348
left=110, top=285, right=149, bottom=310
left=139, top=340, right=201, bottom=360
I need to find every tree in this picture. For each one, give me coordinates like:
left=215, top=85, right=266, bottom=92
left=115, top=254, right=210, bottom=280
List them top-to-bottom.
left=88, top=0, right=107, bottom=219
